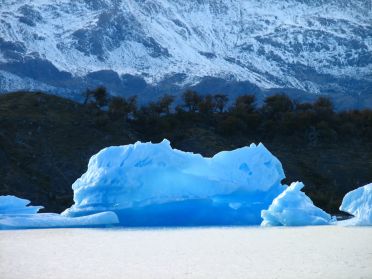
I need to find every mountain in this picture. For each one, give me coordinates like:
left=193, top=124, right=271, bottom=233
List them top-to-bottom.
left=0, top=0, right=371, bottom=108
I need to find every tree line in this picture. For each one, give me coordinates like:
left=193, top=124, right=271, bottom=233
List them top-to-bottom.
left=83, top=86, right=372, bottom=146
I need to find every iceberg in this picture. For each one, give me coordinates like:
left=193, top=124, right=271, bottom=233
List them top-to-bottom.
left=63, top=139, right=286, bottom=226
left=2, top=141, right=340, bottom=228
left=261, top=182, right=335, bottom=226
left=339, top=183, right=372, bottom=226
left=0, top=195, right=119, bottom=230
left=0, top=195, right=43, bottom=215
left=0, top=211, right=119, bottom=230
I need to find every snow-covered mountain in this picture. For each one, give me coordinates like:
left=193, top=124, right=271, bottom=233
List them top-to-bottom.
left=0, top=0, right=371, bottom=108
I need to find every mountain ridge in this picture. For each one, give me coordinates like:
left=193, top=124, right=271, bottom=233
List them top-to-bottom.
left=0, top=0, right=371, bottom=108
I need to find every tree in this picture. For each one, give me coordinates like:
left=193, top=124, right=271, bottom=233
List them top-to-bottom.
left=83, top=87, right=108, bottom=108
left=93, top=87, right=108, bottom=108
left=83, top=89, right=94, bottom=105
left=182, top=90, right=202, bottom=112
left=158, top=94, right=175, bottom=115
left=214, top=94, right=228, bottom=113
left=233, top=94, right=256, bottom=114
left=262, top=94, right=294, bottom=118
left=199, top=95, right=215, bottom=114
left=229, top=95, right=259, bottom=131
left=108, top=96, right=137, bottom=120
left=125, top=96, right=138, bottom=116
left=313, top=96, right=334, bottom=121
left=109, top=97, right=126, bottom=119
left=314, top=97, right=333, bottom=112
left=295, top=102, right=313, bottom=112
left=218, top=115, right=244, bottom=135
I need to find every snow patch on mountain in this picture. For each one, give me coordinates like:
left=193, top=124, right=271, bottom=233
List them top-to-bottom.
left=0, top=0, right=371, bottom=101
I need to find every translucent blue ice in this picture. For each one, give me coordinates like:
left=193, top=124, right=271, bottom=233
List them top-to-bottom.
left=63, top=139, right=286, bottom=226
left=2, top=140, right=343, bottom=229
left=261, top=182, right=335, bottom=226
left=339, top=183, right=372, bottom=226
left=0, top=195, right=118, bottom=230
left=0, top=195, right=43, bottom=215
left=0, top=211, right=119, bottom=230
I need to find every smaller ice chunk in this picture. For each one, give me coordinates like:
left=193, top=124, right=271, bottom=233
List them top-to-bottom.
left=261, top=182, right=334, bottom=226
left=339, top=183, right=372, bottom=226
left=0, top=195, right=43, bottom=214
left=0, top=195, right=119, bottom=230
left=0, top=211, right=119, bottom=230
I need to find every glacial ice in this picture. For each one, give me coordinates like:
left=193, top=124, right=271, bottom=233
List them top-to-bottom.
left=63, top=139, right=286, bottom=226
left=2, top=140, right=345, bottom=229
left=261, top=182, right=335, bottom=226
left=339, top=183, right=372, bottom=226
left=0, top=195, right=119, bottom=230
left=0, top=195, right=43, bottom=215
left=0, top=211, right=119, bottom=230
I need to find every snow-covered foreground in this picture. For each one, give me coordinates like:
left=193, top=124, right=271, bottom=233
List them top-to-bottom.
left=1, top=227, right=371, bottom=279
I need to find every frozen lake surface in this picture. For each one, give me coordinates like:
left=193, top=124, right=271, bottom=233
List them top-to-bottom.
left=1, top=226, right=371, bottom=279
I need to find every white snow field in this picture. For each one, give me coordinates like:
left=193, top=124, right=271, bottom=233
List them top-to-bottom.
left=1, top=0, right=371, bottom=95
left=0, top=227, right=371, bottom=279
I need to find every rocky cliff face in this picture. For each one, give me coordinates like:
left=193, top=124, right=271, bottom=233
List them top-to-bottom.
left=0, top=0, right=371, bottom=108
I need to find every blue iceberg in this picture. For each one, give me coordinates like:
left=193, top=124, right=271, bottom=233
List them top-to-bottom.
left=2, top=140, right=339, bottom=229
left=63, top=140, right=286, bottom=226
left=261, top=182, right=335, bottom=226
left=339, top=183, right=372, bottom=226
left=0, top=195, right=118, bottom=230
left=0, top=195, right=43, bottom=215
left=0, top=211, right=119, bottom=230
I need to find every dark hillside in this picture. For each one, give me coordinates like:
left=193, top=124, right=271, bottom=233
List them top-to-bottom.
left=0, top=91, right=371, bottom=214
left=0, top=92, right=135, bottom=211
